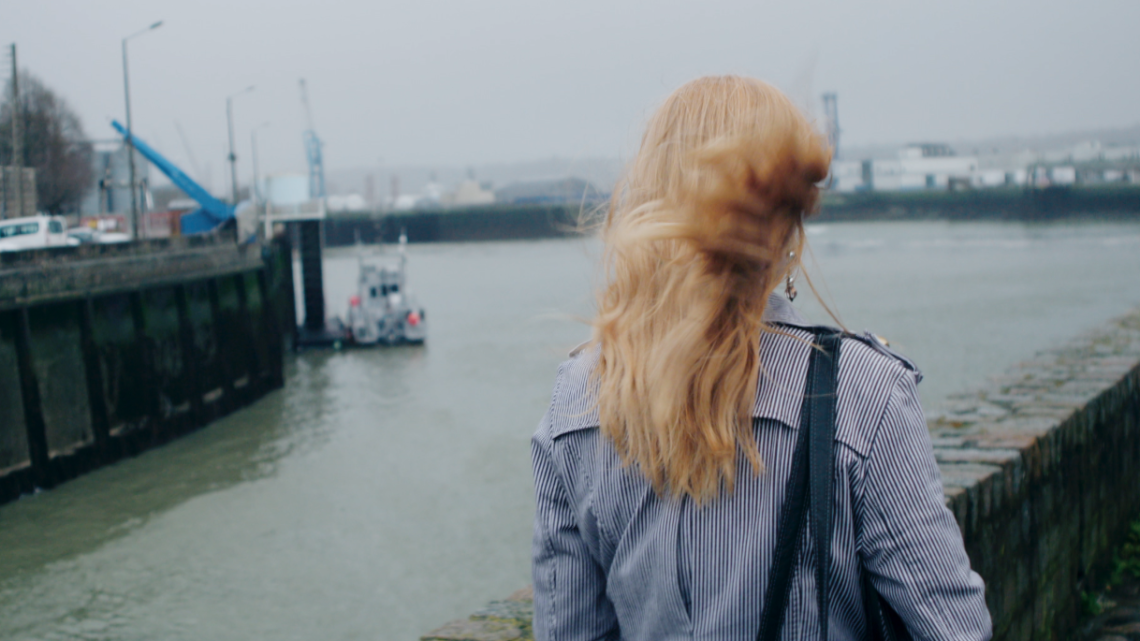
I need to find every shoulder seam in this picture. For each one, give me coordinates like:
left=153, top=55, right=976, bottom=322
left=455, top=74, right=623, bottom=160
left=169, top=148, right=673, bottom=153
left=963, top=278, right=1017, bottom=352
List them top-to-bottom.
left=865, top=366, right=911, bottom=466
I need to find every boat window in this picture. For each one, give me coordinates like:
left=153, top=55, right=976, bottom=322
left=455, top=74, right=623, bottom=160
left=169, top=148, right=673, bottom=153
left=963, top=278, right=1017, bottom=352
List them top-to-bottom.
left=49, top=220, right=64, bottom=233
left=0, top=223, right=39, bottom=238
left=390, top=284, right=399, bottom=293
left=380, top=285, right=388, bottom=296
left=370, top=287, right=378, bottom=298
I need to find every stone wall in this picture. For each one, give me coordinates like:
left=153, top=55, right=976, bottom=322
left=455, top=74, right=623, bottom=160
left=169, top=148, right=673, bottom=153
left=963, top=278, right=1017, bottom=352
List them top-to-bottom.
left=0, top=237, right=295, bottom=504
left=423, top=308, right=1140, bottom=641
left=932, top=308, right=1140, bottom=639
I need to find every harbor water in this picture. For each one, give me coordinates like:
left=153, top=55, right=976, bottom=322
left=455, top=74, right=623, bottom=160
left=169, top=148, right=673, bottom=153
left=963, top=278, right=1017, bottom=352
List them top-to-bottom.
left=1, top=221, right=1140, bottom=641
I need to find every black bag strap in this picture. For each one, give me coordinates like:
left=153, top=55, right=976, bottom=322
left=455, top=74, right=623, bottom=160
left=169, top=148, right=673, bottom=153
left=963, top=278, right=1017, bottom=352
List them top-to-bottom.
left=757, top=330, right=841, bottom=641
left=809, top=332, right=841, bottom=641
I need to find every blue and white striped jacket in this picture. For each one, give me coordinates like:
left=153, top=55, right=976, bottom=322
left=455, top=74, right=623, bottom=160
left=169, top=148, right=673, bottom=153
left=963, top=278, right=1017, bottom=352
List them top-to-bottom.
left=531, top=295, right=992, bottom=641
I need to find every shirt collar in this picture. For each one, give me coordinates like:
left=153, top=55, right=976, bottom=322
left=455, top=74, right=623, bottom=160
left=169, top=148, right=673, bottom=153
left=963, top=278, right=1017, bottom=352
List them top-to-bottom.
left=762, top=291, right=810, bottom=327
left=751, top=293, right=815, bottom=430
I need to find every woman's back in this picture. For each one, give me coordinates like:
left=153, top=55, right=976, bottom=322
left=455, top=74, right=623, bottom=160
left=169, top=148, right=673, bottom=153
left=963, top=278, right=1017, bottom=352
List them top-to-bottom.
left=531, top=75, right=991, bottom=640
left=532, top=297, right=990, bottom=640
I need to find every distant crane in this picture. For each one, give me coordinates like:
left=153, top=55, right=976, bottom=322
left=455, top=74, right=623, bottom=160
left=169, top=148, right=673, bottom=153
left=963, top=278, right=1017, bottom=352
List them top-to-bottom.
left=299, top=79, right=326, bottom=199
left=822, top=92, right=840, bottom=160
left=111, top=120, right=235, bottom=235
left=174, top=121, right=206, bottom=186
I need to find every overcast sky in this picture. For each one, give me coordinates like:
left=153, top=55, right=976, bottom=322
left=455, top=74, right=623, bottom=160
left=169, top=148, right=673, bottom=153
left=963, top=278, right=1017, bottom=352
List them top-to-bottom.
left=3, top=0, right=1139, bottom=191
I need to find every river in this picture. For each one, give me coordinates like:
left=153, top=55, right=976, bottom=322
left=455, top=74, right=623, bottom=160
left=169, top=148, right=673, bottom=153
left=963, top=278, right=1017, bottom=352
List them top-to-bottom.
left=1, top=221, right=1139, bottom=640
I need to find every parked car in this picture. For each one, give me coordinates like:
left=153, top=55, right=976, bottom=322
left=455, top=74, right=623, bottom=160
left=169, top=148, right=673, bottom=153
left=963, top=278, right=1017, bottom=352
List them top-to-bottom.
left=0, top=215, right=80, bottom=252
left=67, top=227, right=131, bottom=245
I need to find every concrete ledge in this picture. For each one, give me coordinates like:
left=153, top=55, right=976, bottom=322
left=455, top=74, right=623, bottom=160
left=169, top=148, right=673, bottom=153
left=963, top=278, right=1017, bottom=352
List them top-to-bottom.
left=0, top=238, right=264, bottom=311
left=425, top=309, right=1140, bottom=641
left=929, top=309, right=1140, bottom=639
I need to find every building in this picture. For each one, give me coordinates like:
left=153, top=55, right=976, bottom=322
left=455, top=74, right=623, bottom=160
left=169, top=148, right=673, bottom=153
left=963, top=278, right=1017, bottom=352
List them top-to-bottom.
left=79, top=144, right=152, bottom=217
left=871, top=144, right=978, bottom=191
left=0, top=166, right=37, bottom=218
left=494, top=177, right=605, bottom=205
left=440, top=180, right=495, bottom=207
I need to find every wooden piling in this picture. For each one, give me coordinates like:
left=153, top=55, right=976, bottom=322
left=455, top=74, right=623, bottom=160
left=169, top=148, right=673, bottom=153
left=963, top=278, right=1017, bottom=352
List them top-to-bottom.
left=78, top=298, right=111, bottom=455
left=14, top=308, right=50, bottom=488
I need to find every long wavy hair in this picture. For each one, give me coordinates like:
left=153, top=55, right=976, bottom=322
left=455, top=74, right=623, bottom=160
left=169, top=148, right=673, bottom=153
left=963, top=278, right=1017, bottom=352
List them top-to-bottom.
left=592, top=76, right=831, bottom=503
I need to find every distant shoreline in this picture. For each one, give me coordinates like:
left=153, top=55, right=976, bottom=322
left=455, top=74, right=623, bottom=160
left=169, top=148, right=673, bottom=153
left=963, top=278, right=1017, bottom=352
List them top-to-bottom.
left=312, top=185, right=1140, bottom=247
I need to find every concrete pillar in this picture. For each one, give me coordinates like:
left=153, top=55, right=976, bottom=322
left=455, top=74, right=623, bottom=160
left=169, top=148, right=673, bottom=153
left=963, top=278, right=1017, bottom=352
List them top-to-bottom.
left=299, top=219, right=325, bottom=331
left=256, top=268, right=284, bottom=389
left=233, top=273, right=262, bottom=391
left=207, top=278, right=238, bottom=410
left=174, top=284, right=205, bottom=425
left=129, top=291, right=161, bottom=423
left=78, top=298, right=111, bottom=454
left=14, top=309, right=50, bottom=488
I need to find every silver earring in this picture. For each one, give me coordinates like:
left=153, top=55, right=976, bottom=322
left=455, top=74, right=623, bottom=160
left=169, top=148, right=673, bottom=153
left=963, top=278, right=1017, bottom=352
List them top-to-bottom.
left=785, top=252, right=797, bottom=302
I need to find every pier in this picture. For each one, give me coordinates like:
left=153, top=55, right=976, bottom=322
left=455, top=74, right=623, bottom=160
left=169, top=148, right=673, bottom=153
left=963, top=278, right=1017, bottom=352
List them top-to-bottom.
left=0, top=236, right=294, bottom=504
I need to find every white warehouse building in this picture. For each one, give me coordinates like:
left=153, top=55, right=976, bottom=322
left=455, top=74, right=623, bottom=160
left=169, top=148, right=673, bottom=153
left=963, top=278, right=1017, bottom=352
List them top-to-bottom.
left=829, top=143, right=979, bottom=193
left=870, top=144, right=978, bottom=191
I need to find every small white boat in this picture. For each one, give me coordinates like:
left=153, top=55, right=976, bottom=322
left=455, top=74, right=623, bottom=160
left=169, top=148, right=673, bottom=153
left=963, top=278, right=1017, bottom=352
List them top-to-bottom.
left=345, top=234, right=427, bottom=346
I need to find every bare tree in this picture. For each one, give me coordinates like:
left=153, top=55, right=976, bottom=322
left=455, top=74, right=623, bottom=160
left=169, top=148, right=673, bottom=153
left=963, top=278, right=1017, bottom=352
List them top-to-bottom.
left=1, top=70, right=93, bottom=213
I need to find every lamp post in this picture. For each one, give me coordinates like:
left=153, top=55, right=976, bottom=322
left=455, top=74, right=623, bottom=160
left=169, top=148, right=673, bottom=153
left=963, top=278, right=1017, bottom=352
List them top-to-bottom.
left=122, top=20, right=163, bottom=240
left=226, top=86, right=254, bottom=205
left=250, top=122, right=270, bottom=240
left=250, top=122, right=270, bottom=204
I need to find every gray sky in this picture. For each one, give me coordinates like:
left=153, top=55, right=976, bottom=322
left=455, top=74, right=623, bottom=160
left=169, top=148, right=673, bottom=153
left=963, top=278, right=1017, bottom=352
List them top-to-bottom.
left=4, top=0, right=1139, bottom=190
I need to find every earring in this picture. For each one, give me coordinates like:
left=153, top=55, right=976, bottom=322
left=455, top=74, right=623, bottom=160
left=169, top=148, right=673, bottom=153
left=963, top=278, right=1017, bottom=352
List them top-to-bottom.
left=785, top=251, right=797, bottom=302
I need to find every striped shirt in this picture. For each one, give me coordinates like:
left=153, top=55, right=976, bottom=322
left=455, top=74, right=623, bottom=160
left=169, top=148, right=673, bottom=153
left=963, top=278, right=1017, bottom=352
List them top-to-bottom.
left=531, top=295, right=992, bottom=641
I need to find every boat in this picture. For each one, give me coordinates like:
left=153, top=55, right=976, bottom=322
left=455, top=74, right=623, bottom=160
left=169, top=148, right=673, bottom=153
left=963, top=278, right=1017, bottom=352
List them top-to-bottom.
left=345, top=233, right=427, bottom=346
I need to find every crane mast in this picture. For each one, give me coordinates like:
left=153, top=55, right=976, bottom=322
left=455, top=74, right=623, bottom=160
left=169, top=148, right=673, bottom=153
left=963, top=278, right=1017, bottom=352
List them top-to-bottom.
left=299, top=79, right=326, bottom=199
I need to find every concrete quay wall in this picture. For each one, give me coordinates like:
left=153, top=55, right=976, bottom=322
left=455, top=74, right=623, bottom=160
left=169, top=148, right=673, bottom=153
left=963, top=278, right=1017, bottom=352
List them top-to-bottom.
left=817, top=184, right=1140, bottom=223
left=320, top=204, right=584, bottom=247
left=0, top=236, right=267, bottom=311
left=0, top=237, right=296, bottom=505
left=423, top=308, right=1140, bottom=641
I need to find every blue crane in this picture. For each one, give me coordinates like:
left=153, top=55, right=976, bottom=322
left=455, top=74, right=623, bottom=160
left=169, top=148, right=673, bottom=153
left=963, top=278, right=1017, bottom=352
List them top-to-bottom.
left=299, top=79, right=326, bottom=199
left=111, top=120, right=235, bottom=234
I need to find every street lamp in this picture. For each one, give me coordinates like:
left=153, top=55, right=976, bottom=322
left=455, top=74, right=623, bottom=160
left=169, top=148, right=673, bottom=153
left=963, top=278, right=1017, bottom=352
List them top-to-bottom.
left=122, top=20, right=163, bottom=240
left=226, top=85, right=254, bottom=205
left=250, top=121, right=270, bottom=205
left=250, top=121, right=271, bottom=240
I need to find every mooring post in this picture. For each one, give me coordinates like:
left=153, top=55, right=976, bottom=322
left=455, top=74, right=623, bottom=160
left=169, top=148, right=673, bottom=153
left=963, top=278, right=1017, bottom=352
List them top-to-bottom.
left=298, top=219, right=326, bottom=332
left=274, top=236, right=298, bottom=350
left=78, top=298, right=111, bottom=457
left=14, top=308, right=51, bottom=488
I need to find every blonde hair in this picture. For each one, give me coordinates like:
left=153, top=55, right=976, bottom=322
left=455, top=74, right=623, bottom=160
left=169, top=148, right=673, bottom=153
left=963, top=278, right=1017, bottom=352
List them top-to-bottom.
left=592, top=75, right=830, bottom=503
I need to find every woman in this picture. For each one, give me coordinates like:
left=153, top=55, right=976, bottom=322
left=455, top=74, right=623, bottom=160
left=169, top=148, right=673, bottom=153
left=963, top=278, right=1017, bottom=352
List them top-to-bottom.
left=531, top=76, right=991, bottom=640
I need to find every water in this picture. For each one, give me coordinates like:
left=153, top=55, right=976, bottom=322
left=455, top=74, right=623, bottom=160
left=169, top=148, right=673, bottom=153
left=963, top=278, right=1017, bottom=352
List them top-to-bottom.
left=1, top=221, right=1139, bottom=641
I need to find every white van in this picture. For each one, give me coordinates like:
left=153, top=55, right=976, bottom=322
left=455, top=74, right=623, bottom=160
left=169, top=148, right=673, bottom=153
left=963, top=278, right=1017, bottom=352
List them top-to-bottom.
left=0, top=215, right=81, bottom=252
